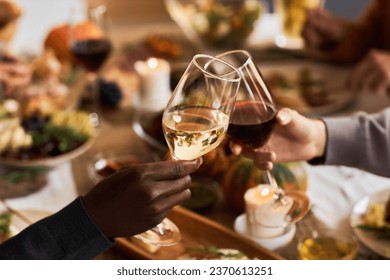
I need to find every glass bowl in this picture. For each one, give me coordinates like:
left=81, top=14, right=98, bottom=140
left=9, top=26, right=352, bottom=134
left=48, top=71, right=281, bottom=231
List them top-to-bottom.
left=165, top=0, right=266, bottom=50
left=297, top=229, right=359, bottom=260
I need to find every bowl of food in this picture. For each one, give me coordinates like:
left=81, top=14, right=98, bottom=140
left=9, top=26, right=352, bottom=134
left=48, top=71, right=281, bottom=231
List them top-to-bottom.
left=165, top=0, right=265, bottom=50
left=0, top=101, right=95, bottom=168
left=0, top=165, right=49, bottom=198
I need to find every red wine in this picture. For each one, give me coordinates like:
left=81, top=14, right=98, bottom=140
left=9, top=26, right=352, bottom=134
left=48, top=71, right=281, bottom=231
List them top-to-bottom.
left=70, top=39, right=112, bottom=72
left=227, top=100, right=277, bottom=148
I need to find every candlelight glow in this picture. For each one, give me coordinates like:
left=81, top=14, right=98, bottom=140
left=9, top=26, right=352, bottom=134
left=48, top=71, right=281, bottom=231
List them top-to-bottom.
left=147, top=58, right=159, bottom=69
left=261, top=187, right=270, bottom=197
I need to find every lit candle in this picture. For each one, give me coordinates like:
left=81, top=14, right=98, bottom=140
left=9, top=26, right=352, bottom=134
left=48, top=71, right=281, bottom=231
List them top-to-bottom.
left=134, top=57, right=171, bottom=112
left=244, top=185, right=293, bottom=238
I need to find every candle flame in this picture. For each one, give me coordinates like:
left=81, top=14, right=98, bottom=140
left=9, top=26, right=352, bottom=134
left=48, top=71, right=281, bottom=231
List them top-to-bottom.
left=147, top=58, right=159, bottom=69
left=261, top=187, right=270, bottom=197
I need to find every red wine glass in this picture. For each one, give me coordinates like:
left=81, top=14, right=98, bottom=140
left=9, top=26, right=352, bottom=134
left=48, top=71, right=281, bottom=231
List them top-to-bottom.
left=68, top=3, right=112, bottom=127
left=217, top=50, right=285, bottom=201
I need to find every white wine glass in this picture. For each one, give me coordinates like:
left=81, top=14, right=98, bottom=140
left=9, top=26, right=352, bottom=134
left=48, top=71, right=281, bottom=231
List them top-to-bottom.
left=134, top=54, right=241, bottom=246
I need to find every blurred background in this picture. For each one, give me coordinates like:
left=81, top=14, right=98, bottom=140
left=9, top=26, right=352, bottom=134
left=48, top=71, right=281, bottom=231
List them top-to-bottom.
left=10, top=0, right=370, bottom=54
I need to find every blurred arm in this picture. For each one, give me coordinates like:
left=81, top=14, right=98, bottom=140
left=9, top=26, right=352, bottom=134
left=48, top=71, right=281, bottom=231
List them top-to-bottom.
left=322, top=0, right=381, bottom=63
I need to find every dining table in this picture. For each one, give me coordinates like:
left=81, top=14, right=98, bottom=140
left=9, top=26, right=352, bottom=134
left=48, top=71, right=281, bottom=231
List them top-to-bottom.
left=2, top=13, right=390, bottom=260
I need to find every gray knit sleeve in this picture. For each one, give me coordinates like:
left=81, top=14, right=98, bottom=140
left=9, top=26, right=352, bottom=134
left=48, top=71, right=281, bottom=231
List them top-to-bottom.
left=323, top=108, right=390, bottom=178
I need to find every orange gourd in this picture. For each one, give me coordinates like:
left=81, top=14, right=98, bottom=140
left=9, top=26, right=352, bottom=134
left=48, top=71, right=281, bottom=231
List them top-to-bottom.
left=44, top=24, right=74, bottom=63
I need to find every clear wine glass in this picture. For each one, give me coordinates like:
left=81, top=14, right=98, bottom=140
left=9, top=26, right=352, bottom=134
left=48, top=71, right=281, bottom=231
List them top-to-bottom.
left=68, top=2, right=112, bottom=127
left=216, top=50, right=310, bottom=233
left=218, top=50, right=309, bottom=224
left=134, top=54, right=241, bottom=246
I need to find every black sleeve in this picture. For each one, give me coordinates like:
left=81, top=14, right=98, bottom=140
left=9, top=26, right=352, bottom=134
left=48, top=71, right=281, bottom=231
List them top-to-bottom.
left=0, top=197, right=114, bottom=260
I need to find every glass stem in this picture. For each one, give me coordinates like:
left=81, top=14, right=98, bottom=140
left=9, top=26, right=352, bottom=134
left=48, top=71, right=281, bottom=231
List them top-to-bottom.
left=87, top=72, right=100, bottom=127
left=264, top=170, right=286, bottom=204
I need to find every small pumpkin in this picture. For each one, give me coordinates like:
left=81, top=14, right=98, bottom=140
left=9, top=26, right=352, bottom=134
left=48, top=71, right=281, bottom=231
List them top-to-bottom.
left=44, top=22, right=104, bottom=64
left=44, top=24, right=75, bottom=63
left=221, top=156, right=308, bottom=213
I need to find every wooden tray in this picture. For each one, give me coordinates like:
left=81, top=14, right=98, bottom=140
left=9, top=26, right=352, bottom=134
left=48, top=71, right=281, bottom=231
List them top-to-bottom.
left=115, top=206, right=283, bottom=260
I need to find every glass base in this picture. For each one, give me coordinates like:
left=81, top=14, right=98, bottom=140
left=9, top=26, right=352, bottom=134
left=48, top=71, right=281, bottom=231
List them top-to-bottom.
left=133, top=218, right=181, bottom=246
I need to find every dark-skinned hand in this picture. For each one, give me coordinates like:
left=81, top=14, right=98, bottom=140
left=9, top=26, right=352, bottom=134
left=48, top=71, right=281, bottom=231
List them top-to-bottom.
left=82, top=158, right=202, bottom=239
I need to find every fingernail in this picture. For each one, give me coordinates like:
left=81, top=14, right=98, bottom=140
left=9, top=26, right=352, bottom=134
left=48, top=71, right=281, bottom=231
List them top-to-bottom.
left=277, top=111, right=288, bottom=123
left=232, top=145, right=242, bottom=155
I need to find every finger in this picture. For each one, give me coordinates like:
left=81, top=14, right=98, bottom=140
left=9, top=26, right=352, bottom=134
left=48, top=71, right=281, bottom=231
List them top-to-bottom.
left=302, top=22, right=323, bottom=49
left=348, top=60, right=374, bottom=93
left=363, top=69, right=387, bottom=94
left=229, top=142, right=242, bottom=155
left=241, top=149, right=275, bottom=163
left=146, top=158, right=203, bottom=180
left=254, top=161, right=273, bottom=171
left=147, top=175, right=192, bottom=200
left=152, top=188, right=192, bottom=213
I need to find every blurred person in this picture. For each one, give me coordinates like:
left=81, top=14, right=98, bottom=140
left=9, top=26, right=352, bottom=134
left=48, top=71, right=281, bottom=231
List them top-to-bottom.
left=302, top=0, right=390, bottom=95
left=231, top=107, right=390, bottom=178
left=0, top=158, right=202, bottom=259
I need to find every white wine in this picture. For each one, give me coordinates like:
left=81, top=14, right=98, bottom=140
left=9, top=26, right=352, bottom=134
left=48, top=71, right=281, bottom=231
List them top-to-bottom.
left=163, top=106, right=229, bottom=160
left=299, top=236, right=358, bottom=260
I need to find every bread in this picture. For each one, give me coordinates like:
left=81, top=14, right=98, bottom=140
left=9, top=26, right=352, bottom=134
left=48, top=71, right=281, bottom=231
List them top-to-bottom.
left=0, top=0, right=21, bottom=29
left=0, top=0, right=22, bottom=42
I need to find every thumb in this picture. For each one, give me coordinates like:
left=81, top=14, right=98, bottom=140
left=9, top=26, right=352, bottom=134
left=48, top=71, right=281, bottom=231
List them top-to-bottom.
left=276, top=108, right=294, bottom=126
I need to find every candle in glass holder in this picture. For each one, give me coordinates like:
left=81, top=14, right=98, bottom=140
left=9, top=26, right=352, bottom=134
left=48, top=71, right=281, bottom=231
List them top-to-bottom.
left=134, top=57, right=171, bottom=112
left=244, top=185, right=293, bottom=238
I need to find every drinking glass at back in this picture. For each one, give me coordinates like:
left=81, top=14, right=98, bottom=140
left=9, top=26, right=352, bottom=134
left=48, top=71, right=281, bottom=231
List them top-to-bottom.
left=68, top=3, right=112, bottom=127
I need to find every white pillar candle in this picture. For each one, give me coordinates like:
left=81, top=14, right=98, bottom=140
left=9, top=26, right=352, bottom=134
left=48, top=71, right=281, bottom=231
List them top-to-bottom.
left=134, top=57, right=171, bottom=112
left=244, top=185, right=293, bottom=238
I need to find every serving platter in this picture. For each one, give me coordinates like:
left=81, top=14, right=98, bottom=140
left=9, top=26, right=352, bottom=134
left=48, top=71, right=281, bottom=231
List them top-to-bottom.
left=115, top=206, right=283, bottom=260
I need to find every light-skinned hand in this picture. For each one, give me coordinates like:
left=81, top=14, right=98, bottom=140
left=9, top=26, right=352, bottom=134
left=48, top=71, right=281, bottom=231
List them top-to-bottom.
left=347, top=49, right=390, bottom=95
left=230, top=108, right=326, bottom=170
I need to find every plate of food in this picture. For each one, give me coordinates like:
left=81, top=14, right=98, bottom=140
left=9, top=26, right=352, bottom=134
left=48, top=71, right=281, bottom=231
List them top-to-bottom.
left=260, top=60, right=355, bottom=116
left=0, top=100, right=95, bottom=168
left=350, top=189, right=390, bottom=259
